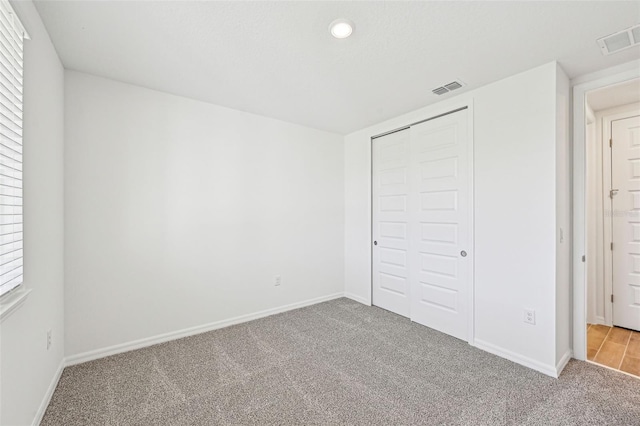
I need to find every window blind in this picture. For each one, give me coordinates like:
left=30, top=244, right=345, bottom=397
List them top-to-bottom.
left=0, top=0, right=27, bottom=297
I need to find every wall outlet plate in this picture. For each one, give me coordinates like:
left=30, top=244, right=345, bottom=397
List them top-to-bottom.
left=524, top=309, right=536, bottom=325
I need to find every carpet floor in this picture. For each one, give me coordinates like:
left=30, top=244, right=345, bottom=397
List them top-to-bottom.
left=42, top=298, right=640, bottom=425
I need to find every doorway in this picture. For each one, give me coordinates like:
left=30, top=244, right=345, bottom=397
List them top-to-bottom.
left=583, top=78, right=640, bottom=377
left=371, top=108, right=473, bottom=342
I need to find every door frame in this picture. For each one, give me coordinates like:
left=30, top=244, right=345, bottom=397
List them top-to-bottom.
left=572, top=64, right=640, bottom=361
left=370, top=100, right=475, bottom=343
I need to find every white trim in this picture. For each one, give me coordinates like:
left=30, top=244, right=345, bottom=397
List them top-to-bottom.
left=571, top=60, right=640, bottom=87
left=572, top=61, right=640, bottom=362
left=467, top=100, right=475, bottom=344
left=600, top=110, right=613, bottom=326
left=0, top=287, right=31, bottom=323
left=344, top=292, right=371, bottom=306
left=65, top=293, right=344, bottom=366
left=473, top=338, right=558, bottom=378
left=555, top=349, right=573, bottom=377
left=33, top=360, right=64, bottom=426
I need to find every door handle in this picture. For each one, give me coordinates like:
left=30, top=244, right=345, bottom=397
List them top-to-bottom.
left=610, top=189, right=619, bottom=198
left=374, top=241, right=378, bottom=246
left=460, top=250, right=467, bottom=257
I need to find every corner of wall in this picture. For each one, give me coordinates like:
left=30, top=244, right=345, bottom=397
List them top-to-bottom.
left=0, top=1, right=66, bottom=424
left=555, top=62, right=572, bottom=366
left=343, top=130, right=373, bottom=306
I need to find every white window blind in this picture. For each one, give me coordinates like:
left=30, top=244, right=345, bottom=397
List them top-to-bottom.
left=0, top=0, right=28, bottom=297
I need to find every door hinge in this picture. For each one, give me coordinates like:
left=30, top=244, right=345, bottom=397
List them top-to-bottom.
left=610, top=138, right=612, bottom=148
left=611, top=242, right=614, bottom=251
left=582, top=255, right=586, bottom=262
left=611, top=294, right=614, bottom=303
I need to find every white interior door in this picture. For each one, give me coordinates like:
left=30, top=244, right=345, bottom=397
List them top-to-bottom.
left=409, top=110, right=470, bottom=341
left=612, top=115, right=640, bottom=331
left=372, top=129, right=411, bottom=317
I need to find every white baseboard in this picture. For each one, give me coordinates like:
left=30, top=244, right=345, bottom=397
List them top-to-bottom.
left=344, top=292, right=371, bottom=306
left=65, top=293, right=344, bottom=366
left=587, top=316, right=606, bottom=325
left=473, top=339, right=558, bottom=378
left=556, top=349, right=573, bottom=377
left=33, top=359, right=64, bottom=426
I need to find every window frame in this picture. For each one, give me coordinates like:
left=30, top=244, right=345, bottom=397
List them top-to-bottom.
left=0, top=0, right=29, bottom=311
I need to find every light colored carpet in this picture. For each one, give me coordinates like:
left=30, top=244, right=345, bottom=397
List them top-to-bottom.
left=42, top=298, right=640, bottom=425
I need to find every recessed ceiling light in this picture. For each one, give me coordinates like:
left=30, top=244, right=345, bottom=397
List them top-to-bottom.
left=329, top=19, right=354, bottom=39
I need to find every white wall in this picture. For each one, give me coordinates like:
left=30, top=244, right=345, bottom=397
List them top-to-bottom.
left=0, top=1, right=65, bottom=425
left=345, top=62, right=569, bottom=376
left=555, top=64, right=571, bottom=368
left=64, top=71, right=345, bottom=358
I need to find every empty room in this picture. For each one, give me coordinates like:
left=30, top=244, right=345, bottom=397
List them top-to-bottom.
left=1, top=0, right=639, bottom=425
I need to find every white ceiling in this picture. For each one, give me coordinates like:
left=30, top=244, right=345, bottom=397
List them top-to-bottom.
left=34, top=1, right=640, bottom=134
left=587, top=78, right=640, bottom=112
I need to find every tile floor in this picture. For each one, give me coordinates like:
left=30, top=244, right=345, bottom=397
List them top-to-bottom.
left=587, top=324, right=640, bottom=377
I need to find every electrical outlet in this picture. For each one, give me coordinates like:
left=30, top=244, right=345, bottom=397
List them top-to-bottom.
left=274, top=275, right=281, bottom=286
left=523, top=309, right=536, bottom=325
left=46, top=329, right=52, bottom=350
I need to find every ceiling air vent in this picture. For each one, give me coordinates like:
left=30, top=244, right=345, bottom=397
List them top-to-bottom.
left=597, top=24, right=640, bottom=55
left=432, top=80, right=465, bottom=96
left=444, top=81, right=463, bottom=91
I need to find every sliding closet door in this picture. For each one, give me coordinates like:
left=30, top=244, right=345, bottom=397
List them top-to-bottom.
left=409, top=110, right=470, bottom=341
left=372, top=129, right=411, bottom=317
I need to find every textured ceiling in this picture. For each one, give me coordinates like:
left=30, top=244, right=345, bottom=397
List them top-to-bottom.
left=34, top=1, right=640, bottom=134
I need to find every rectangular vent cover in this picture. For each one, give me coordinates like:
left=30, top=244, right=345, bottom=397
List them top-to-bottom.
left=598, top=24, right=640, bottom=55
left=432, top=80, right=465, bottom=96
left=444, top=81, right=462, bottom=91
